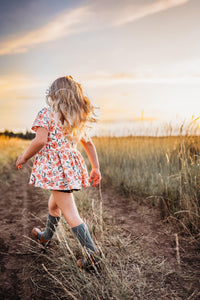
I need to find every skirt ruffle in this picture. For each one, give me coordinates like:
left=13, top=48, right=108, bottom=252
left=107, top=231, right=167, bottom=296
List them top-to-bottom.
left=29, top=146, right=90, bottom=190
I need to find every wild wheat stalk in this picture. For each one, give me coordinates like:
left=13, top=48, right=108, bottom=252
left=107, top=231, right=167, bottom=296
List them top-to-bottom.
left=99, top=181, right=103, bottom=233
left=174, top=233, right=181, bottom=266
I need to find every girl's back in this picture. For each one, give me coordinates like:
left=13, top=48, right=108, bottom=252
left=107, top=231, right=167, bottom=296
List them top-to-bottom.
left=29, top=106, right=90, bottom=191
left=32, top=106, right=80, bottom=148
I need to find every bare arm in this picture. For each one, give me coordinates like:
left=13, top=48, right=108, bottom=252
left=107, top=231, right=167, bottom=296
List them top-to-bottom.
left=16, top=127, right=48, bottom=168
left=80, top=138, right=101, bottom=186
left=80, top=139, right=100, bottom=170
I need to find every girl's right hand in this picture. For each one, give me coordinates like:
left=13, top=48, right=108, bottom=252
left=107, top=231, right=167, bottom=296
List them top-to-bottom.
left=16, top=154, right=28, bottom=169
left=89, top=168, right=101, bottom=187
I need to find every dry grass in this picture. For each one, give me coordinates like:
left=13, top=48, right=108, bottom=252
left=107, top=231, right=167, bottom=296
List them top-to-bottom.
left=1, top=132, right=200, bottom=232
left=0, top=135, right=30, bottom=183
left=0, top=135, right=30, bottom=163
left=1, top=135, right=200, bottom=299
left=89, top=135, right=200, bottom=233
left=23, top=187, right=183, bottom=300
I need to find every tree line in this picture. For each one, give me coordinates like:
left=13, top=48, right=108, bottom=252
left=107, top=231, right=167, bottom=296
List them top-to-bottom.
left=0, top=129, right=35, bottom=140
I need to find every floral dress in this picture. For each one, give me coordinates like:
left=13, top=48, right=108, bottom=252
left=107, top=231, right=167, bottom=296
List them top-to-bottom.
left=29, top=106, right=90, bottom=191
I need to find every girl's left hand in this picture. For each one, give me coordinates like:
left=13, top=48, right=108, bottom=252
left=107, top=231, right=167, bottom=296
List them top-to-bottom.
left=16, top=155, right=28, bottom=169
left=89, top=168, right=101, bottom=187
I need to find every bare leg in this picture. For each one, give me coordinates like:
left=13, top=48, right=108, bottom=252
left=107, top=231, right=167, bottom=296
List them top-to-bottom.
left=50, top=191, right=100, bottom=267
left=51, top=191, right=83, bottom=228
left=32, top=193, right=61, bottom=243
left=48, top=193, right=62, bottom=217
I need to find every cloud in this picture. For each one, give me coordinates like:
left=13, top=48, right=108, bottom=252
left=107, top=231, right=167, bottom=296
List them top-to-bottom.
left=0, top=0, right=191, bottom=56
left=113, top=0, right=191, bottom=26
left=0, top=6, right=91, bottom=56
left=82, top=70, right=200, bottom=87
left=0, top=74, right=46, bottom=100
left=0, top=74, right=44, bottom=90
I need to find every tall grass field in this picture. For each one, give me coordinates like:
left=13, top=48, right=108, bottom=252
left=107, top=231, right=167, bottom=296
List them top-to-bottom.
left=1, top=133, right=200, bottom=299
left=1, top=133, right=200, bottom=232
left=88, top=134, right=200, bottom=234
left=0, top=135, right=30, bottom=183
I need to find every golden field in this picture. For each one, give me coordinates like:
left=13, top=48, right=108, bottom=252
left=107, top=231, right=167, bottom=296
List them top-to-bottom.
left=1, top=133, right=200, bottom=232
left=1, top=134, right=200, bottom=299
left=0, top=135, right=30, bottom=169
left=91, top=135, right=200, bottom=233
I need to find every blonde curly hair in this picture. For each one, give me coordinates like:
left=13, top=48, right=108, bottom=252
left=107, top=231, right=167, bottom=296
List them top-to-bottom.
left=46, top=75, right=99, bottom=141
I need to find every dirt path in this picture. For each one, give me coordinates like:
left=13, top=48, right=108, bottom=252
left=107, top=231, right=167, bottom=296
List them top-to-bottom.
left=0, top=163, right=200, bottom=299
left=0, top=163, right=49, bottom=299
left=101, top=187, right=200, bottom=298
left=102, top=188, right=178, bottom=264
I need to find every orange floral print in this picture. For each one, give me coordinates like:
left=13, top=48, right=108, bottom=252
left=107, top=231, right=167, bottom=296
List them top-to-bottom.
left=29, top=107, right=90, bottom=191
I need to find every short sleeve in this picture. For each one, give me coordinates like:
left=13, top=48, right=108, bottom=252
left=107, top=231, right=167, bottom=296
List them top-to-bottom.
left=31, top=107, right=50, bottom=132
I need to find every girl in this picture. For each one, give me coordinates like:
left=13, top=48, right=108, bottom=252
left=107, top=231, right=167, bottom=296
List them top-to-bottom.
left=16, top=75, right=102, bottom=270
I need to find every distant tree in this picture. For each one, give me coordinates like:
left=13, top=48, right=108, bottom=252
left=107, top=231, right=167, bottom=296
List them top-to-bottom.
left=0, top=129, right=35, bottom=140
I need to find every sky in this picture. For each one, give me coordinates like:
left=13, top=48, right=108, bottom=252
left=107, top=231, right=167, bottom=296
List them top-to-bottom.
left=0, top=0, right=200, bottom=134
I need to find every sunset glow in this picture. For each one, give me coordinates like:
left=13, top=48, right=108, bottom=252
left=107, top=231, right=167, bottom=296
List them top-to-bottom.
left=0, top=0, right=200, bottom=134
